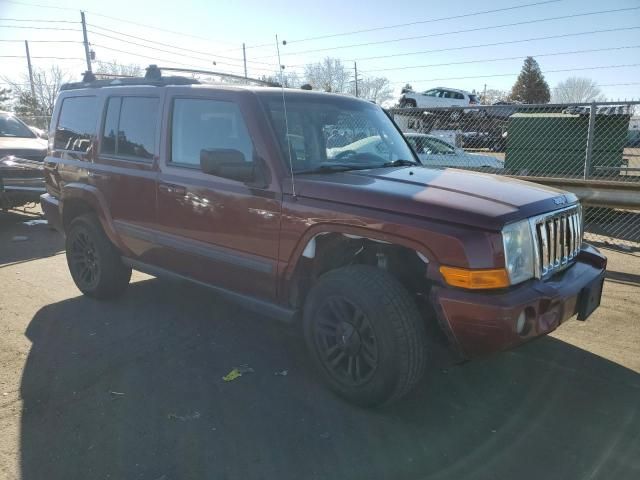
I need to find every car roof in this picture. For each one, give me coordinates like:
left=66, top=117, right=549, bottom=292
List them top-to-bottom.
left=58, top=82, right=372, bottom=103
left=428, top=87, right=471, bottom=95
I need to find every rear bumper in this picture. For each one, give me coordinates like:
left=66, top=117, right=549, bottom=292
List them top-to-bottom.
left=40, top=193, right=62, bottom=233
left=432, top=244, right=607, bottom=360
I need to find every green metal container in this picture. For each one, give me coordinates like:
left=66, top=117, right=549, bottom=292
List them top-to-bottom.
left=505, top=112, right=629, bottom=177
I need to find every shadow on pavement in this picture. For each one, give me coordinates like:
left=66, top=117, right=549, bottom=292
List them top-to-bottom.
left=0, top=210, right=64, bottom=266
left=605, top=270, right=640, bottom=286
left=20, top=278, right=640, bottom=480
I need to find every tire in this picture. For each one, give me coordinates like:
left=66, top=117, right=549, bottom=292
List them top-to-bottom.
left=400, top=98, right=417, bottom=108
left=65, top=214, right=131, bottom=299
left=303, top=265, right=427, bottom=407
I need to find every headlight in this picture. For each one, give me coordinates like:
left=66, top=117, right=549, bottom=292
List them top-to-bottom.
left=502, top=219, right=535, bottom=285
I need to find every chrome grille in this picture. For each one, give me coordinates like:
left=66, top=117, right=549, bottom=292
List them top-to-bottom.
left=531, top=206, right=582, bottom=278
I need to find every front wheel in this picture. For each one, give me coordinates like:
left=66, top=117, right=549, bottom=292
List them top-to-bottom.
left=65, top=214, right=132, bottom=299
left=303, top=265, right=428, bottom=407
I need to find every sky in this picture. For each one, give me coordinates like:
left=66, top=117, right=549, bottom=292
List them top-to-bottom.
left=1, top=0, right=639, bottom=102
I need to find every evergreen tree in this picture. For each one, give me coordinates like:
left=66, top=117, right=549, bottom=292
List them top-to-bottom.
left=510, top=57, right=550, bottom=104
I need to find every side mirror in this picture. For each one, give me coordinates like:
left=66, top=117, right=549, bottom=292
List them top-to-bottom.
left=200, top=149, right=255, bottom=183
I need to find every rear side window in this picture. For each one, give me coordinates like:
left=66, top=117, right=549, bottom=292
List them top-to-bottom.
left=454, top=92, right=465, bottom=100
left=54, top=96, right=98, bottom=152
left=101, top=96, right=159, bottom=161
left=170, top=98, right=254, bottom=168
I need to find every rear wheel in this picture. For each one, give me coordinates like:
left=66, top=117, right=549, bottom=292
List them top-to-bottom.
left=400, top=98, right=417, bottom=108
left=65, top=214, right=131, bottom=299
left=303, top=265, right=428, bottom=407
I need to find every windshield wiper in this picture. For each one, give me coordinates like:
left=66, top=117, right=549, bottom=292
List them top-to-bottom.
left=379, top=159, right=421, bottom=168
left=295, top=164, right=374, bottom=174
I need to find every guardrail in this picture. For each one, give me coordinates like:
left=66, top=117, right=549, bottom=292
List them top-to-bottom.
left=512, top=176, right=640, bottom=209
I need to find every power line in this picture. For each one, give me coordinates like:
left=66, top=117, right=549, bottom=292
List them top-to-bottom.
left=4, top=0, right=240, bottom=47
left=236, top=0, right=561, bottom=51
left=281, top=0, right=561, bottom=45
left=260, top=7, right=640, bottom=58
left=0, top=18, right=79, bottom=23
left=87, top=24, right=275, bottom=67
left=0, top=25, right=81, bottom=31
left=348, top=26, right=640, bottom=63
left=88, top=30, right=243, bottom=70
left=88, top=33, right=283, bottom=75
left=0, top=39, right=83, bottom=43
left=88, top=44, right=288, bottom=77
left=90, top=44, right=233, bottom=71
left=363, top=45, right=640, bottom=73
left=0, top=55, right=85, bottom=60
left=391, top=63, right=640, bottom=84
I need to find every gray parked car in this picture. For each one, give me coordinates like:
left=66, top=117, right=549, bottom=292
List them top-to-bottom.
left=405, top=133, right=504, bottom=169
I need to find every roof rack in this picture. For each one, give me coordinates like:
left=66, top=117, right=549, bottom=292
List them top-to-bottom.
left=59, top=64, right=278, bottom=91
left=157, top=66, right=279, bottom=87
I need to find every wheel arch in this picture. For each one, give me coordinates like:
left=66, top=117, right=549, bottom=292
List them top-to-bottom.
left=60, top=183, right=121, bottom=248
left=282, top=225, right=436, bottom=309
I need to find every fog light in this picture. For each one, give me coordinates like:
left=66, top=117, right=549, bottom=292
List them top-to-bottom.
left=516, top=311, right=526, bottom=334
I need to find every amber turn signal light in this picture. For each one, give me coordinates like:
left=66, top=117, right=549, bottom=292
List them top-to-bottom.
left=440, top=266, right=510, bottom=290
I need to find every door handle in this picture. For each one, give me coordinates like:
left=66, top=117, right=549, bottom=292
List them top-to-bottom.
left=158, top=183, right=186, bottom=195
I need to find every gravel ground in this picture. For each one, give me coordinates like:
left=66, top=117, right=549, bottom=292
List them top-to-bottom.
left=0, top=210, right=638, bottom=480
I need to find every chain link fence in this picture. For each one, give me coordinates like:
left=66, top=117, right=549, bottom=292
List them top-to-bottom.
left=389, top=101, right=640, bottom=254
left=13, top=102, right=640, bottom=256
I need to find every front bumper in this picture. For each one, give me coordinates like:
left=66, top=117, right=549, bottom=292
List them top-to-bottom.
left=431, top=244, right=607, bottom=360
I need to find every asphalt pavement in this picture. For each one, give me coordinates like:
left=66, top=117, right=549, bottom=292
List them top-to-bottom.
left=0, top=210, right=639, bottom=480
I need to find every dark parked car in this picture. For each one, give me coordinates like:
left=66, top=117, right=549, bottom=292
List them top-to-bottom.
left=41, top=68, right=606, bottom=406
left=0, top=111, right=48, bottom=162
left=0, top=155, right=45, bottom=209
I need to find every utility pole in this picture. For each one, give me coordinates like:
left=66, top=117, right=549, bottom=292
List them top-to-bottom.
left=80, top=11, right=92, bottom=73
left=24, top=40, right=35, bottom=98
left=242, top=43, right=248, bottom=80
left=354, top=61, right=359, bottom=97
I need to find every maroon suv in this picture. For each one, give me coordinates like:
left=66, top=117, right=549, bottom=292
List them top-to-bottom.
left=41, top=70, right=606, bottom=406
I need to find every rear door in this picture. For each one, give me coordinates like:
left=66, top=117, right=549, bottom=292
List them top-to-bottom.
left=153, top=90, right=281, bottom=300
left=93, top=92, right=162, bottom=261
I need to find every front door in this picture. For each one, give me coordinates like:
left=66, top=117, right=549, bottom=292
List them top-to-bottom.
left=154, top=94, right=281, bottom=300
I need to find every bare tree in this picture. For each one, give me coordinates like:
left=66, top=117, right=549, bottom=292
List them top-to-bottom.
left=304, top=57, right=350, bottom=93
left=95, top=61, right=143, bottom=77
left=3, top=65, right=72, bottom=117
left=259, top=70, right=301, bottom=88
left=353, top=76, right=393, bottom=104
left=552, top=77, right=606, bottom=103
left=0, top=87, right=11, bottom=111
left=481, top=89, right=509, bottom=104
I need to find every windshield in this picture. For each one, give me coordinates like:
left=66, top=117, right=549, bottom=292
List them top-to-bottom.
left=262, top=95, right=416, bottom=172
left=0, top=114, right=36, bottom=138
left=408, top=135, right=456, bottom=155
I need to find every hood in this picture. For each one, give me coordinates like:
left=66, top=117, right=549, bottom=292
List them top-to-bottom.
left=0, top=136, right=47, bottom=162
left=293, top=166, right=577, bottom=230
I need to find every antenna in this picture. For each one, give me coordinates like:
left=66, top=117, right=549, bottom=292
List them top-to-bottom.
left=276, top=34, right=296, bottom=198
